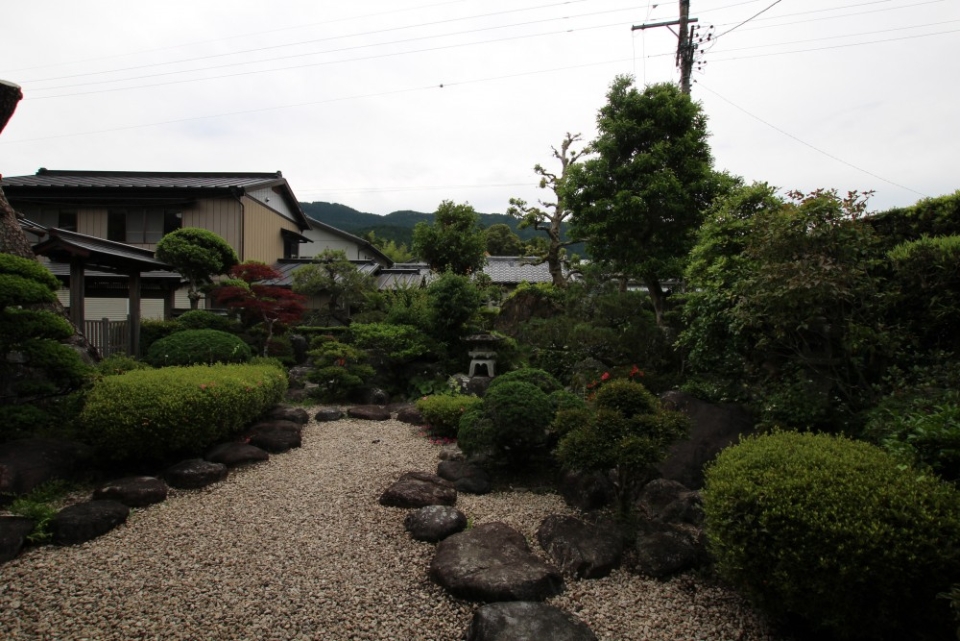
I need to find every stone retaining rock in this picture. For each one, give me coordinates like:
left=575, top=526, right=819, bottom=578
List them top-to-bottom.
left=264, top=405, right=310, bottom=425
left=348, top=405, right=391, bottom=421
left=395, top=405, right=424, bottom=425
left=314, top=407, right=343, bottom=422
left=244, top=420, right=302, bottom=453
left=205, top=442, right=270, bottom=467
left=163, top=459, right=228, bottom=490
left=436, top=460, right=491, bottom=495
left=558, top=470, right=615, bottom=512
left=379, top=471, right=456, bottom=508
left=91, top=476, right=168, bottom=508
left=51, top=500, right=129, bottom=546
left=404, top=505, right=467, bottom=542
left=536, top=515, right=623, bottom=579
left=0, top=516, right=36, bottom=563
left=430, top=522, right=563, bottom=602
left=466, top=602, right=598, bottom=641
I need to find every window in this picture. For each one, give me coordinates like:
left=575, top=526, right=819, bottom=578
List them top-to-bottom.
left=107, top=209, right=182, bottom=244
left=58, top=211, right=77, bottom=231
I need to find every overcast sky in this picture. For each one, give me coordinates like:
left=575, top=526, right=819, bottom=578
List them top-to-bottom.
left=1, top=0, right=957, bottom=216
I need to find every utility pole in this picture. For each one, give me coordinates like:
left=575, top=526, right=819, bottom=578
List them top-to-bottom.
left=632, top=0, right=699, bottom=95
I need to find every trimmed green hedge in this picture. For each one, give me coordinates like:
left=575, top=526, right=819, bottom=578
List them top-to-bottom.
left=145, top=329, right=251, bottom=367
left=81, top=363, right=287, bottom=461
left=703, top=430, right=960, bottom=640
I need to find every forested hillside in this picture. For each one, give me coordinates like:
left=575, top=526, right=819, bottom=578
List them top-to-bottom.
left=299, top=201, right=574, bottom=249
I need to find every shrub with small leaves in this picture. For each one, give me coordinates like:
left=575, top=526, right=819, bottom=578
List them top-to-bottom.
left=176, top=309, right=239, bottom=333
left=145, top=329, right=252, bottom=367
left=307, top=340, right=374, bottom=402
left=486, top=367, right=563, bottom=396
left=456, top=381, right=553, bottom=464
left=416, top=394, right=482, bottom=439
left=703, top=430, right=960, bottom=641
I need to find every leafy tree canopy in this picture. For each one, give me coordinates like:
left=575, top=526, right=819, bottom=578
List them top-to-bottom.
left=567, top=77, right=721, bottom=323
left=412, top=200, right=487, bottom=275
left=484, top=223, right=523, bottom=256
left=156, top=227, right=238, bottom=309
left=291, top=249, right=376, bottom=323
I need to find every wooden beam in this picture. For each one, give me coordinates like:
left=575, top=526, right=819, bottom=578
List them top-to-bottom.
left=69, top=259, right=85, bottom=329
left=128, top=271, right=141, bottom=357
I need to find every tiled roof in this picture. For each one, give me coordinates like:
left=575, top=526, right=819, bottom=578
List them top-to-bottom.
left=2, top=169, right=285, bottom=190
left=33, top=227, right=172, bottom=272
left=482, top=256, right=559, bottom=284
left=268, top=260, right=382, bottom=287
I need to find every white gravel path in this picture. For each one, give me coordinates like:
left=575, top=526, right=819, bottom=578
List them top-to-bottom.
left=0, top=414, right=778, bottom=641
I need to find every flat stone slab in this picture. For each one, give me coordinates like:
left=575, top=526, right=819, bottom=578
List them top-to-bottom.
left=395, top=404, right=424, bottom=425
left=264, top=405, right=310, bottom=425
left=348, top=405, right=391, bottom=421
left=314, top=407, right=344, bottom=422
left=244, top=420, right=302, bottom=453
left=205, top=442, right=269, bottom=467
left=163, top=459, right=228, bottom=490
left=437, top=460, right=491, bottom=495
left=379, top=471, right=456, bottom=508
left=91, top=476, right=168, bottom=508
left=51, top=500, right=129, bottom=546
left=404, top=505, right=468, bottom=542
left=536, top=515, right=623, bottom=579
left=0, top=516, right=36, bottom=563
left=430, top=522, right=563, bottom=602
left=466, top=602, right=598, bottom=641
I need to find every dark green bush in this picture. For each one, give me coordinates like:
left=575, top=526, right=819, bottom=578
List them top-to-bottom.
left=176, top=310, right=239, bottom=333
left=139, top=319, right=183, bottom=357
left=348, top=322, right=431, bottom=362
left=145, top=329, right=252, bottom=367
left=265, top=336, right=296, bottom=367
left=307, top=341, right=374, bottom=402
left=95, top=354, right=152, bottom=377
left=80, top=363, right=287, bottom=462
left=487, top=367, right=562, bottom=395
left=555, top=379, right=688, bottom=513
left=457, top=381, right=552, bottom=463
left=549, top=389, right=588, bottom=413
left=416, top=394, right=483, bottom=438
left=458, top=406, right=494, bottom=457
left=703, top=430, right=960, bottom=641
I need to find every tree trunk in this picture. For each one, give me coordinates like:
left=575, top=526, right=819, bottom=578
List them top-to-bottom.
left=644, top=275, right=667, bottom=328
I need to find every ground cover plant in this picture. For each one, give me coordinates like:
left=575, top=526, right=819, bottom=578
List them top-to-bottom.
left=81, top=362, right=287, bottom=462
left=703, top=430, right=960, bottom=641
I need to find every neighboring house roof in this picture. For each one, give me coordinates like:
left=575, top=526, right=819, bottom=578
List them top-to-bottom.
left=1, top=168, right=312, bottom=230
left=304, top=216, right=392, bottom=266
left=482, top=256, right=564, bottom=285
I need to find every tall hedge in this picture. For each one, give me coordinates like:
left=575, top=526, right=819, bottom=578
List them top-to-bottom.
left=81, top=363, right=287, bottom=461
left=703, top=430, right=960, bottom=640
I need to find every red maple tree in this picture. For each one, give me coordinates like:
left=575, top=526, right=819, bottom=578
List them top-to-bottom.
left=214, top=262, right=305, bottom=356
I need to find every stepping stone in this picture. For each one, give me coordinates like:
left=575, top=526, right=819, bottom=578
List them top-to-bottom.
left=395, top=404, right=424, bottom=425
left=348, top=405, right=391, bottom=421
left=314, top=407, right=343, bottom=422
left=205, top=442, right=269, bottom=467
left=163, top=459, right=228, bottom=489
left=437, top=460, right=491, bottom=495
left=379, top=472, right=456, bottom=508
left=91, top=476, right=168, bottom=508
left=51, top=500, right=129, bottom=546
left=404, top=505, right=467, bottom=542
left=537, top=515, right=623, bottom=579
left=0, top=516, right=36, bottom=562
left=430, top=522, right=563, bottom=602
left=466, top=602, right=598, bottom=641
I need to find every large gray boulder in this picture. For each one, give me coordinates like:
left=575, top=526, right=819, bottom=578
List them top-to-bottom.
left=658, top=391, right=755, bottom=489
left=314, top=407, right=344, bottom=422
left=163, top=459, right=228, bottom=490
left=437, top=460, right=491, bottom=495
left=558, top=470, right=615, bottom=512
left=379, top=471, right=457, bottom=508
left=91, top=476, right=168, bottom=508
left=633, top=479, right=708, bottom=578
left=51, top=500, right=129, bottom=545
left=404, top=505, right=467, bottom=542
left=536, top=515, right=623, bottom=579
left=430, top=522, right=563, bottom=602
left=466, top=602, right=598, bottom=641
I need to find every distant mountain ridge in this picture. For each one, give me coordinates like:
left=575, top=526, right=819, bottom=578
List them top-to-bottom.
left=299, top=201, right=573, bottom=249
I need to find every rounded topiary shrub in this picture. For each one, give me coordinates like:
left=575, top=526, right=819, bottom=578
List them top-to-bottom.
left=176, top=309, right=238, bottom=333
left=145, top=329, right=251, bottom=367
left=487, top=367, right=563, bottom=396
left=457, top=381, right=553, bottom=463
left=703, top=430, right=960, bottom=641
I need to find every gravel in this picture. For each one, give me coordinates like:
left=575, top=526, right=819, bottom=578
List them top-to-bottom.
left=0, top=414, right=779, bottom=640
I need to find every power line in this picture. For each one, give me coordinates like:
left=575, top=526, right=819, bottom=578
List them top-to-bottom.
left=714, top=0, right=783, bottom=39
left=696, top=81, right=928, bottom=197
